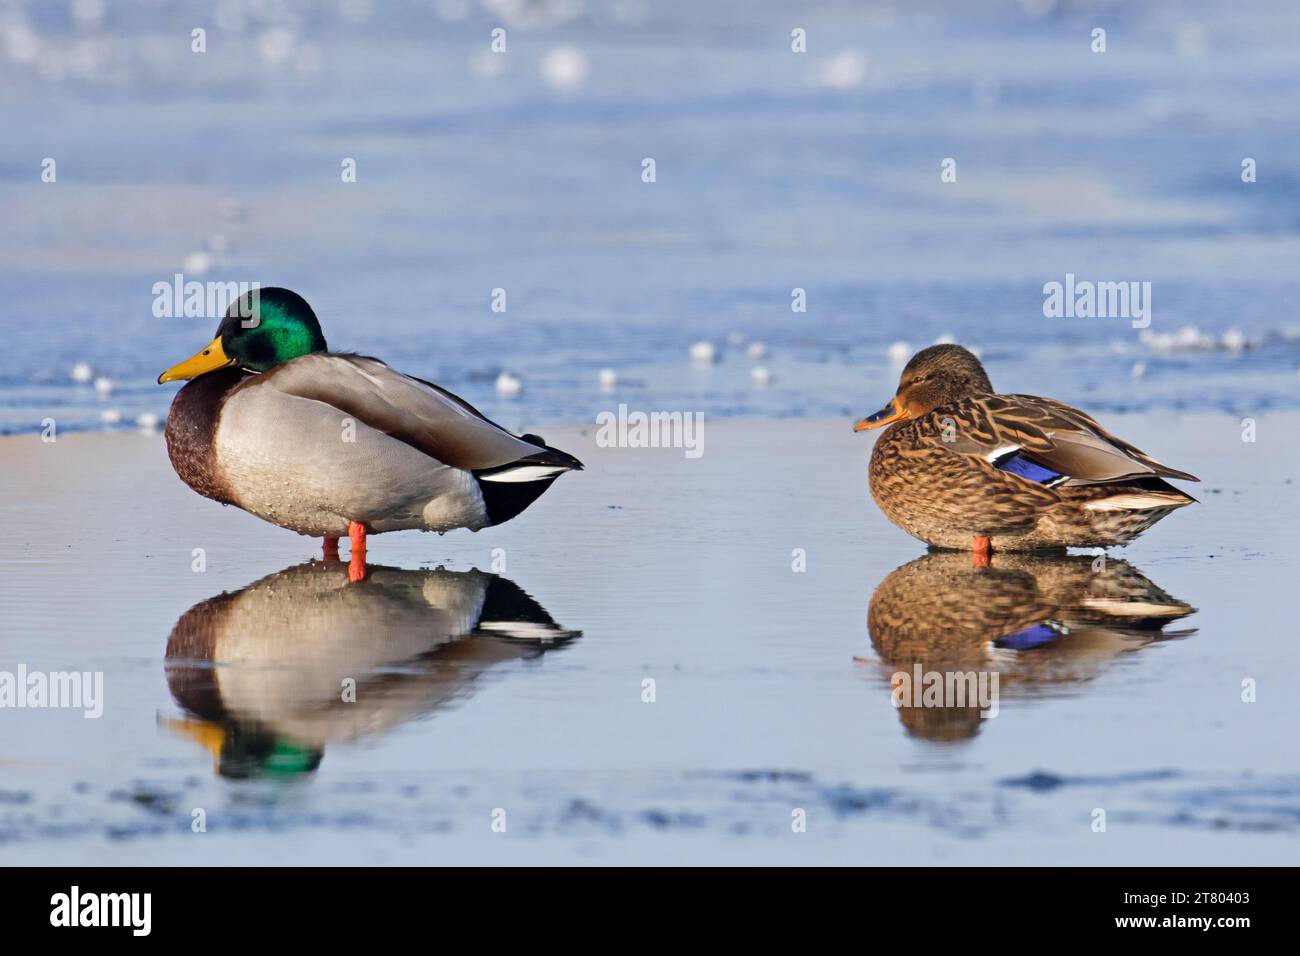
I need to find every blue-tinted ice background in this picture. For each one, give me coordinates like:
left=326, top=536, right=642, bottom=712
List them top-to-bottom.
left=0, top=0, right=1297, bottom=433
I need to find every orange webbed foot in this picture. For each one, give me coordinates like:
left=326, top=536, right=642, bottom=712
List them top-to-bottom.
left=347, top=521, right=367, bottom=582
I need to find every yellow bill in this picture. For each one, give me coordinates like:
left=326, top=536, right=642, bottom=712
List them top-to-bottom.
left=158, top=336, right=235, bottom=383
left=159, top=717, right=226, bottom=761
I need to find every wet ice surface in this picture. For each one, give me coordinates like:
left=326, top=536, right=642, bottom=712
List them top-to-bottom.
left=1, top=417, right=1296, bottom=864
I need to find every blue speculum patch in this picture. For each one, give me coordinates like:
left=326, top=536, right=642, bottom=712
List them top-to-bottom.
left=997, top=453, right=1063, bottom=485
left=994, top=623, right=1064, bottom=650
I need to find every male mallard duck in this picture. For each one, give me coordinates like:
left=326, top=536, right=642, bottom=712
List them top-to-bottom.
left=158, top=288, right=581, bottom=574
left=854, top=344, right=1197, bottom=554
left=164, top=562, right=578, bottom=777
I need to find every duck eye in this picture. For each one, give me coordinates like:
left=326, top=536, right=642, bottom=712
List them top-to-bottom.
left=912, top=375, right=926, bottom=384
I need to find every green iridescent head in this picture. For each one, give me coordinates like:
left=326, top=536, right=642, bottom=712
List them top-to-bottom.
left=159, top=287, right=328, bottom=383
left=217, top=287, right=328, bottom=372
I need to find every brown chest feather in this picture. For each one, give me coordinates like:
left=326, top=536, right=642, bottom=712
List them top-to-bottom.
left=164, top=368, right=247, bottom=506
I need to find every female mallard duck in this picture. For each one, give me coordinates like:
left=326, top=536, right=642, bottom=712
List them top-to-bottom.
left=158, top=288, right=581, bottom=572
left=854, top=344, right=1197, bottom=554
left=865, top=551, right=1195, bottom=741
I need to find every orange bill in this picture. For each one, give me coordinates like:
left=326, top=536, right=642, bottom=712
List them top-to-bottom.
left=854, top=397, right=907, bottom=431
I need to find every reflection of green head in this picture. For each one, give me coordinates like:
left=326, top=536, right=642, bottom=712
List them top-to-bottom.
left=162, top=717, right=323, bottom=778
left=218, top=726, right=323, bottom=780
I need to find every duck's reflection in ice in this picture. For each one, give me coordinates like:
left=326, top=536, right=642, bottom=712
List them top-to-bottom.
left=863, top=553, right=1195, bottom=742
left=162, top=561, right=579, bottom=777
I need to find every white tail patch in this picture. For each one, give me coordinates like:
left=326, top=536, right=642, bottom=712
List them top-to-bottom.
left=479, top=464, right=569, bottom=483
left=1084, top=494, right=1188, bottom=511
left=1081, top=598, right=1189, bottom=617
left=478, top=621, right=567, bottom=640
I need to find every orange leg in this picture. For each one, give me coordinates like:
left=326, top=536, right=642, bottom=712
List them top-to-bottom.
left=348, top=521, right=368, bottom=582
left=972, top=535, right=991, bottom=568
left=322, top=536, right=339, bottom=561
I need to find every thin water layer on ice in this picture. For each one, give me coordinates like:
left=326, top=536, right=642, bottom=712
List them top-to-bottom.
left=0, top=416, right=1295, bottom=864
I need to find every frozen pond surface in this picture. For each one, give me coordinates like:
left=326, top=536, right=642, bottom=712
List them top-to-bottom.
left=1, top=417, right=1295, bottom=864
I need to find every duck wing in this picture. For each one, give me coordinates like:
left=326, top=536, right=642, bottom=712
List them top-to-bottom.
left=253, top=353, right=581, bottom=472
left=930, top=394, right=1198, bottom=487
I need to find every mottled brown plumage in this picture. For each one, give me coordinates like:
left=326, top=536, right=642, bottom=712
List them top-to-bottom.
left=855, top=345, right=1198, bottom=550
left=866, top=552, right=1195, bottom=740
left=869, top=552, right=1194, bottom=661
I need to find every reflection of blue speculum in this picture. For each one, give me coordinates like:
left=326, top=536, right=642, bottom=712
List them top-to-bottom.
left=866, top=552, right=1195, bottom=742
